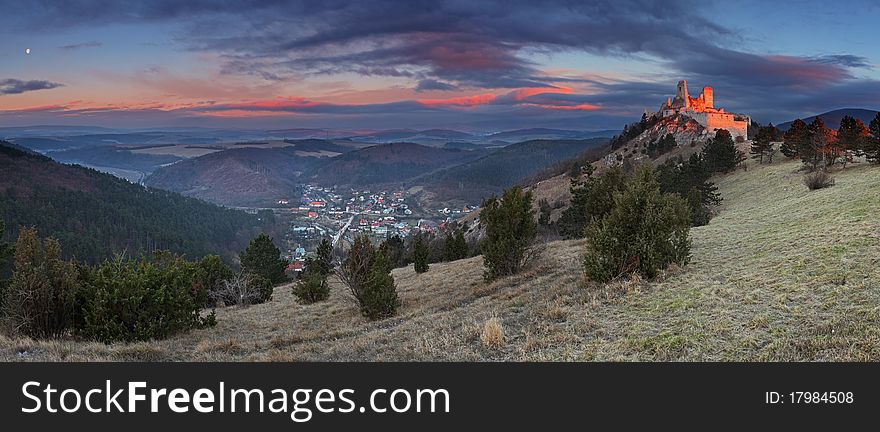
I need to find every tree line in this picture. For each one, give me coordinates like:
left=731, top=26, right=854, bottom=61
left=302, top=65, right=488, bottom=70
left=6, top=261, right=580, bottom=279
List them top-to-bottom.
left=751, top=113, right=880, bottom=170
left=0, top=227, right=289, bottom=343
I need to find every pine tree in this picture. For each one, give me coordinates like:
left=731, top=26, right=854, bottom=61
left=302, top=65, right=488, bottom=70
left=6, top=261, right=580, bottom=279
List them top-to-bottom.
left=867, top=112, right=880, bottom=164
left=837, top=115, right=869, bottom=168
left=804, top=117, right=832, bottom=171
left=781, top=118, right=808, bottom=159
left=750, top=123, right=778, bottom=164
left=702, top=129, right=739, bottom=173
left=656, top=153, right=721, bottom=227
left=558, top=167, right=627, bottom=239
left=584, top=168, right=691, bottom=283
left=479, top=186, right=537, bottom=282
left=537, top=199, right=552, bottom=226
left=0, top=220, right=13, bottom=305
left=2, top=228, right=79, bottom=339
left=443, top=229, right=468, bottom=262
left=239, top=233, right=287, bottom=285
left=412, top=234, right=429, bottom=273
left=338, top=235, right=374, bottom=305
left=379, top=235, right=406, bottom=268
left=338, top=236, right=400, bottom=317
left=292, top=238, right=333, bottom=304
left=314, top=238, right=333, bottom=276
left=360, top=250, right=398, bottom=320
left=292, top=258, right=330, bottom=304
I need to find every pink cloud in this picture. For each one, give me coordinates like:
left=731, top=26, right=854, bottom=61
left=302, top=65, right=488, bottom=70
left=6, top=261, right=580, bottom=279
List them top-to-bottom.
left=417, top=93, right=497, bottom=108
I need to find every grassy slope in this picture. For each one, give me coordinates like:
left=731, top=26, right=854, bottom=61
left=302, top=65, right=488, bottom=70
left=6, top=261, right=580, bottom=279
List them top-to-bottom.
left=4, top=159, right=879, bottom=361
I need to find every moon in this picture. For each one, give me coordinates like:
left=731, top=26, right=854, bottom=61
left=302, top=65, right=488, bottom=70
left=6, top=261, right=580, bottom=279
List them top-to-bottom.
left=25, top=48, right=30, bottom=54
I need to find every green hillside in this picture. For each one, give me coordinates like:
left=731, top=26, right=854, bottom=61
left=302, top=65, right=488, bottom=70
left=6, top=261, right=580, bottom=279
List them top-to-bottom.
left=0, top=141, right=270, bottom=265
left=7, top=158, right=876, bottom=361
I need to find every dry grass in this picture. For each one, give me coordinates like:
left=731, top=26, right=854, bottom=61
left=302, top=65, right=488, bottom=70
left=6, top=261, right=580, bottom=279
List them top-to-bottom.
left=3, top=159, right=879, bottom=362
left=480, top=317, right=505, bottom=349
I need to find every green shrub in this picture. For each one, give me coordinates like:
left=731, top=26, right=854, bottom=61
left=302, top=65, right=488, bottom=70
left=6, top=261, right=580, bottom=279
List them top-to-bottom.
left=656, top=153, right=721, bottom=227
left=558, top=166, right=627, bottom=239
left=584, top=167, right=691, bottom=283
left=803, top=170, right=834, bottom=190
left=479, top=186, right=537, bottom=282
left=0, top=220, right=13, bottom=309
left=1, top=228, right=79, bottom=339
left=443, top=228, right=468, bottom=262
left=240, top=233, right=288, bottom=285
left=413, top=234, right=429, bottom=273
left=379, top=235, right=407, bottom=268
left=339, top=236, right=398, bottom=319
left=360, top=252, right=399, bottom=319
left=75, top=254, right=216, bottom=343
left=194, top=254, right=233, bottom=307
left=292, top=259, right=330, bottom=304
left=248, top=274, right=273, bottom=304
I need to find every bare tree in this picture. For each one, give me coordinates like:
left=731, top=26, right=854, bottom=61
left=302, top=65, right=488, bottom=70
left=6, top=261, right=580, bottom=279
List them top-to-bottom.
left=209, top=272, right=269, bottom=306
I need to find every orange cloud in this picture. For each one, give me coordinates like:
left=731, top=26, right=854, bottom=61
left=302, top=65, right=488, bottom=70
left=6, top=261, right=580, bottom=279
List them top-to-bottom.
left=510, top=86, right=573, bottom=100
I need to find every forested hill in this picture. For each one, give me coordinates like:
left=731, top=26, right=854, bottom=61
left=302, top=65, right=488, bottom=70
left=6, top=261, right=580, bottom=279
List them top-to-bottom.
left=0, top=141, right=270, bottom=265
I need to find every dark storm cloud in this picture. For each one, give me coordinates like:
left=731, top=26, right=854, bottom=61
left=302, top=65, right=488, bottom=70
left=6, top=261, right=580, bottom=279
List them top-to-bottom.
left=2, top=0, right=875, bottom=128
left=4, top=0, right=868, bottom=93
left=0, top=79, right=64, bottom=95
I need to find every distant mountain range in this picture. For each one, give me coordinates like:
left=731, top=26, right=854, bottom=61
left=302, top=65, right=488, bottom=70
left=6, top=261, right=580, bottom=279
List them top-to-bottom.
left=777, top=108, right=879, bottom=131
left=137, top=137, right=608, bottom=208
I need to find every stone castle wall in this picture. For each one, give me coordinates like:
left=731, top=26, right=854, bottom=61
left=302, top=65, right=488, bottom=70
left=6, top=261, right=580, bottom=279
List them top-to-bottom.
left=689, top=111, right=749, bottom=139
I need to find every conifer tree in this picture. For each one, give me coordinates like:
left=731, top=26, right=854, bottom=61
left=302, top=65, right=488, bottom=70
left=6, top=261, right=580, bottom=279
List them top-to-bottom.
left=867, top=112, right=880, bottom=164
left=837, top=115, right=869, bottom=168
left=803, top=117, right=832, bottom=171
left=781, top=118, right=808, bottom=159
left=750, top=123, right=778, bottom=164
left=701, top=129, right=739, bottom=173
left=656, top=153, right=721, bottom=226
left=558, top=167, right=627, bottom=239
left=584, top=168, right=691, bottom=283
left=479, top=186, right=537, bottom=282
left=537, top=199, right=552, bottom=226
left=0, top=220, right=12, bottom=305
left=1, top=228, right=79, bottom=339
left=443, top=229, right=468, bottom=262
left=239, top=233, right=287, bottom=285
left=412, top=234, right=429, bottom=273
left=338, top=235, right=399, bottom=319
left=379, top=235, right=406, bottom=268
left=314, top=238, right=333, bottom=276
left=292, top=239, right=333, bottom=304
left=360, top=250, right=398, bottom=319
left=292, top=258, right=330, bottom=304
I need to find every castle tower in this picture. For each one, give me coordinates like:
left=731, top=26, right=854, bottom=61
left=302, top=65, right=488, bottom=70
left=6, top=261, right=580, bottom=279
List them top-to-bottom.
left=676, top=80, right=689, bottom=108
left=702, top=86, right=713, bottom=109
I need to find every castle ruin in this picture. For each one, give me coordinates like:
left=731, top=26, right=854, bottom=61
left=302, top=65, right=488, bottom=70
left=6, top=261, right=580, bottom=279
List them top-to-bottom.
left=659, top=80, right=750, bottom=139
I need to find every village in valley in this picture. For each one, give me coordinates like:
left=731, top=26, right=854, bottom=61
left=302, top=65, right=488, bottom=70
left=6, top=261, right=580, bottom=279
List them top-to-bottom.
left=272, top=184, right=477, bottom=274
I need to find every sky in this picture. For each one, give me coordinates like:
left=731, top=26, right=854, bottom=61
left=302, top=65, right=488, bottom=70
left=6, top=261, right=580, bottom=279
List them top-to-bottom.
left=0, top=0, right=878, bottom=131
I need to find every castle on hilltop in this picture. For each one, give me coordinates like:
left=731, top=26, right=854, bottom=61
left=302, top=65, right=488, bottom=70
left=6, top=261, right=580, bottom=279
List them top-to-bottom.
left=659, top=80, right=750, bottom=140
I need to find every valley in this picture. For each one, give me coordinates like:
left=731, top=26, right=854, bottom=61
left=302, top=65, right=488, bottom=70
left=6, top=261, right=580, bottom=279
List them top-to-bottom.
left=6, top=158, right=878, bottom=361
